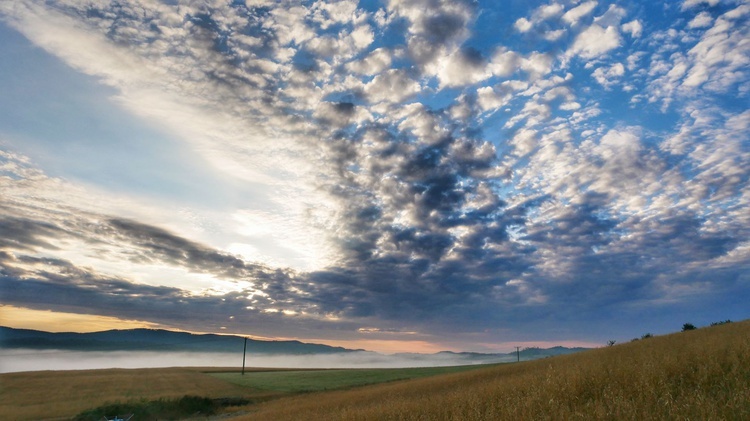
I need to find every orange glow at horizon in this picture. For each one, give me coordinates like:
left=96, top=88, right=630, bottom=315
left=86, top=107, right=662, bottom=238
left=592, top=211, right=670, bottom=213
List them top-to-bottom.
left=0, top=305, right=161, bottom=332
left=308, top=338, right=450, bottom=354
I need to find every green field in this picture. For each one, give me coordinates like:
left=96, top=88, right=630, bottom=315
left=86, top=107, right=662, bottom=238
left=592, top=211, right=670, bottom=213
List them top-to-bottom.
left=212, top=365, right=492, bottom=392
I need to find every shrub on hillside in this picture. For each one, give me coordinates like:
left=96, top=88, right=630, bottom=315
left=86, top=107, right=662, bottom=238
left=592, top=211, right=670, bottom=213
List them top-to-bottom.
left=682, top=323, right=696, bottom=331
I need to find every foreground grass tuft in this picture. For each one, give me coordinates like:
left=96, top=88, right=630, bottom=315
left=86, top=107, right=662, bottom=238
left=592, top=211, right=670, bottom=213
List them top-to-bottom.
left=236, top=320, right=750, bottom=420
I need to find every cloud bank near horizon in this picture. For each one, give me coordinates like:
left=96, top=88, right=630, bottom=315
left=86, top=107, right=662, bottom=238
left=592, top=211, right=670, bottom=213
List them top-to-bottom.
left=0, top=0, right=748, bottom=352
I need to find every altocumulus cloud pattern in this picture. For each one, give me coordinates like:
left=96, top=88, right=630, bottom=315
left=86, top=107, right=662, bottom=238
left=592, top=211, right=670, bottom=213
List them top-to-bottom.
left=0, top=0, right=748, bottom=351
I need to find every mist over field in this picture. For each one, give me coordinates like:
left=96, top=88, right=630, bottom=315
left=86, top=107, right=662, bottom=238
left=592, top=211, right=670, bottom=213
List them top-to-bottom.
left=0, top=349, right=514, bottom=373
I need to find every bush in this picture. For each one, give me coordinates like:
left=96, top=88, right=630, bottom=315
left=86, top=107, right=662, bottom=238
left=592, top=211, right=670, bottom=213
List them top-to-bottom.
left=710, top=319, right=732, bottom=326
left=682, top=323, right=697, bottom=331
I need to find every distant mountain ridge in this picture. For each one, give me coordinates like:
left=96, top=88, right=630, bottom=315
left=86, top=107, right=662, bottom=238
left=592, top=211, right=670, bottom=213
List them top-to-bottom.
left=0, top=326, right=590, bottom=361
left=0, top=326, right=355, bottom=354
left=395, top=346, right=590, bottom=364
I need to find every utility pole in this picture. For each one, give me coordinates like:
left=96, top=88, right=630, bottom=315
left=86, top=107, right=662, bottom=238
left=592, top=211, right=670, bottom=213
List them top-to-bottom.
left=242, top=337, right=247, bottom=375
left=515, top=346, right=520, bottom=362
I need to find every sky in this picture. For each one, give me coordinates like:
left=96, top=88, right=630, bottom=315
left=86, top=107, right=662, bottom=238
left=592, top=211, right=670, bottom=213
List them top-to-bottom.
left=0, top=0, right=748, bottom=354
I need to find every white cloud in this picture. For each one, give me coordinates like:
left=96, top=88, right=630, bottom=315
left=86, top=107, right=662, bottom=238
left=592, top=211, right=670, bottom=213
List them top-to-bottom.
left=311, top=0, right=361, bottom=29
left=681, top=0, right=720, bottom=11
left=562, top=1, right=598, bottom=26
left=515, top=2, right=569, bottom=33
left=537, top=3, right=565, bottom=20
left=593, top=4, right=627, bottom=27
left=722, top=4, right=750, bottom=20
left=270, top=6, right=316, bottom=45
left=373, top=8, right=389, bottom=27
left=688, top=12, right=714, bottom=29
left=682, top=15, right=750, bottom=92
left=515, top=17, right=533, bottom=32
left=622, top=20, right=643, bottom=38
left=304, top=24, right=374, bottom=60
left=351, top=24, right=375, bottom=50
left=567, top=24, right=622, bottom=59
left=544, top=29, right=566, bottom=41
left=346, top=48, right=393, bottom=75
left=437, top=48, right=490, bottom=88
left=489, top=48, right=521, bottom=77
left=626, top=51, right=645, bottom=71
left=521, top=52, right=555, bottom=79
left=645, top=52, right=690, bottom=110
left=592, top=62, right=625, bottom=88
left=668, top=62, right=689, bottom=81
left=683, top=63, right=709, bottom=87
left=364, top=69, right=422, bottom=104
left=503, top=80, right=531, bottom=92
left=476, top=85, right=515, bottom=112
left=543, top=86, right=575, bottom=102
left=505, top=100, right=552, bottom=129
left=559, top=101, right=581, bottom=110
left=393, top=103, right=452, bottom=145
left=568, top=104, right=602, bottom=125
left=661, top=107, right=750, bottom=221
left=511, top=128, right=539, bottom=156
left=598, top=129, right=642, bottom=160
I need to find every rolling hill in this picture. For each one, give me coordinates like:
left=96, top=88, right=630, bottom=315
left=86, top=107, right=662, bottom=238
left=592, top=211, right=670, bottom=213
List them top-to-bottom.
left=0, top=326, right=354, bottom=354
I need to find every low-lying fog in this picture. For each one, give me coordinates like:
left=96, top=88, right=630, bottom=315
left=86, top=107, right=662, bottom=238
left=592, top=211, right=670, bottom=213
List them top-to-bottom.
left=0, top=349, right=513, bottom=373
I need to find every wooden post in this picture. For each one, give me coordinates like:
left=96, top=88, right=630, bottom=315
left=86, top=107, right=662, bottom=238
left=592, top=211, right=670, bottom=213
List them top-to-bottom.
left=242, top=337, right=247, bottom=375
left=515, top=346, right=520, bottom=362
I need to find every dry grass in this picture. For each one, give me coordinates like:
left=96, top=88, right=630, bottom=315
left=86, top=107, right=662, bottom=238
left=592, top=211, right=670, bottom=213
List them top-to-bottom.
left=235, top=321, right=750, bottom=420
left=0, top=367, right=259, bottom=420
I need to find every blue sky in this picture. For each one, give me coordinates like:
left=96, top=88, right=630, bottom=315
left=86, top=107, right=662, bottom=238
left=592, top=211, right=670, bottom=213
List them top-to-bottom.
left=0, top=0, right=748, bottom=353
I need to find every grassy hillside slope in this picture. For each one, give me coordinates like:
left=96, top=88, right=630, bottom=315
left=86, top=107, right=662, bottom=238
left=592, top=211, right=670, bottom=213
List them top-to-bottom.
left=237, top=321, right=750, bottom=420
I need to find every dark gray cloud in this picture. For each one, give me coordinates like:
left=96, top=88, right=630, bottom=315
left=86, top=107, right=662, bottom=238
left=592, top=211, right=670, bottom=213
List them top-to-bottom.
left=390, top=0, right=477, bottom=73
left=0, top=216, right=64, bottom=251
left=105, top=218, right=285, bottom=282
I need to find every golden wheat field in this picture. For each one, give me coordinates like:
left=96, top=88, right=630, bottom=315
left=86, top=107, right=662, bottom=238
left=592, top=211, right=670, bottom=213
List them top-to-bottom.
left=1, top=320, right=748, bottom=420
left=235, top=321, right=750, bottom=420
